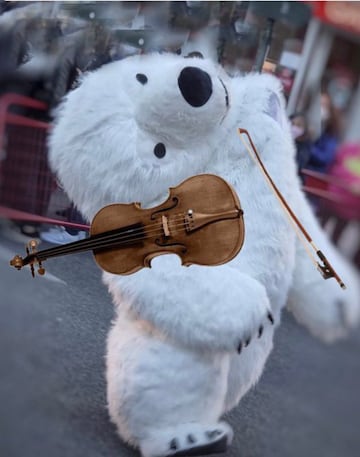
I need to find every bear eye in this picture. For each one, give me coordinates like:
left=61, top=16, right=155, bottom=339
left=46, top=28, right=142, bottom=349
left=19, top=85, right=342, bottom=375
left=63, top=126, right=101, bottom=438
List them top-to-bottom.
left=185, top=51, right=204, bottom=59
left=136, top=73, right=148, bottom=85
left=154, top=143, right=166, bottom=159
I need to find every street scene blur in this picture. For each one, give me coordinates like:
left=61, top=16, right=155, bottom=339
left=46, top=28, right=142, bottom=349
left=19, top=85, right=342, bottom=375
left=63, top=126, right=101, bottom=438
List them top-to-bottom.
left=0, top=2, right=359, bottom=457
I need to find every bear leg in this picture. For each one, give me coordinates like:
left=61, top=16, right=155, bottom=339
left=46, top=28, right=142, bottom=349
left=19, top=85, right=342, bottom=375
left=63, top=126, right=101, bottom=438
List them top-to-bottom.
left=107, top=318, right=232, bottom=456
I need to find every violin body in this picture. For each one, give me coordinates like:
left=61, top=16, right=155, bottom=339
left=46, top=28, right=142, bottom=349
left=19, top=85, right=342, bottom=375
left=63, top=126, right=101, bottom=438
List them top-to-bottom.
left=10, top=174, right=245, bottom=276
left=91, top=174, right=244, bottom=274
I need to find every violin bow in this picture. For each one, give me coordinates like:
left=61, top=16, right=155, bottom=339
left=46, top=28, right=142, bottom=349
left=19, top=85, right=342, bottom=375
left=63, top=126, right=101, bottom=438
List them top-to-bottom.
left=238, top=128, right=346, bottom=290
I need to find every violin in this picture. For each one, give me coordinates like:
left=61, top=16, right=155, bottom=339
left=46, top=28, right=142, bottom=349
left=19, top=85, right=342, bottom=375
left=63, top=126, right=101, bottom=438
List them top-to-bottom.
left=10, top=174, right=245, bottom=276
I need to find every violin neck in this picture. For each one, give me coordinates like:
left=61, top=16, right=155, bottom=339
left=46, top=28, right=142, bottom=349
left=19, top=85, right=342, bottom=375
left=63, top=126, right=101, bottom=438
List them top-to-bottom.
left=25, top=223, right=146, bottom=265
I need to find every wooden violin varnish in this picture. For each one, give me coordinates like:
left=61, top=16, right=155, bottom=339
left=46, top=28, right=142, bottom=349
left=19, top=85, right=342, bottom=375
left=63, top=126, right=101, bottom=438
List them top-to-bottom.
left=10, top=174, right=245, bottom=277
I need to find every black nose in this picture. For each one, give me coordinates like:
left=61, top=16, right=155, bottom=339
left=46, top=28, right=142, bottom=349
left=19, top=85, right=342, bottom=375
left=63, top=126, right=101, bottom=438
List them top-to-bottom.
left=178, top=66, right=212, bottom=107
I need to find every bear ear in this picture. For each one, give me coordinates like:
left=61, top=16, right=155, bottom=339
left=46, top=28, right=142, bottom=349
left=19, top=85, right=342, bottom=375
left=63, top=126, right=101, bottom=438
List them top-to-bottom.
left=263, top=91, right=287, bottom=130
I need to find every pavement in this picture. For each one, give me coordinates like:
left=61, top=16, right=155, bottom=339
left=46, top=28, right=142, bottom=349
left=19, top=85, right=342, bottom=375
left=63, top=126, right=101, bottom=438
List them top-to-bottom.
left=1, top=223, right=360, bottom=457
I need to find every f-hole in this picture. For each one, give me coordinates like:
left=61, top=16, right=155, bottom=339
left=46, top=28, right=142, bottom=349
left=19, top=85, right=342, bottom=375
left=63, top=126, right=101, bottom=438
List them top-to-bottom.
left=150, top=197, right=179, bottom=220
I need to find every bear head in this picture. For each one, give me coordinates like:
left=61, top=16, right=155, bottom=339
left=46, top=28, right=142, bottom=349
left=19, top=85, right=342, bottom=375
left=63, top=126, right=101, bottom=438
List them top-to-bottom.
left=49, top=53, right=232, bottom=221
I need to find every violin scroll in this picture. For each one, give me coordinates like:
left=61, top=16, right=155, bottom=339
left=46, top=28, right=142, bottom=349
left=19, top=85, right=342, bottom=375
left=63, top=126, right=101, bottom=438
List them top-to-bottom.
left=10, top=240, right=46, bottom=277
left=10, top=254, right=25, bottom=270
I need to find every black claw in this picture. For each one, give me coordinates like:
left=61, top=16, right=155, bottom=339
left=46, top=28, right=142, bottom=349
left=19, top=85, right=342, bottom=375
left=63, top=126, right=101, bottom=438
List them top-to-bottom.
left=267, top=312, right=274, bottom=325
left=258, top=325, right=264, bottom=338
left=245, top=337, right=251, bottom=347
left=237, top=341, right=243, bottom=354
left=206, top=430, right=222, bottom=439
left=187, top=434, right=196, bottom=444
left=169, top=438, right=178, bottom=451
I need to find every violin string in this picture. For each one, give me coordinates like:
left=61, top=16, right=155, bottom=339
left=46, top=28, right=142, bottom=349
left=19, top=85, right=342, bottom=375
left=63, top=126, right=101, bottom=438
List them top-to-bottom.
left=95, top=205, right=195, bottom=234
left=88, top=213, right=189, bottom=242
left=87, top=214, right=189, bottom=243
left=34, top=216, right=193, bottom=260
left=35, top=223, right=178, bottom=258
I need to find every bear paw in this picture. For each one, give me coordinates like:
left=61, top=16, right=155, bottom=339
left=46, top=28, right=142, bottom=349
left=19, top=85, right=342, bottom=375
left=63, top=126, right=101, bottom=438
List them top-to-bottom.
left=236, top=311, right=274, bottom=353
left=139, top=421, right=233, bottom=457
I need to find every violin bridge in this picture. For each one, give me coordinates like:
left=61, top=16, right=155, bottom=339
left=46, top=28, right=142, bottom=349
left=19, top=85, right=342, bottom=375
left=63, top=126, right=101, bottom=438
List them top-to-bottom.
left=161, top=215, right=171, bottom=237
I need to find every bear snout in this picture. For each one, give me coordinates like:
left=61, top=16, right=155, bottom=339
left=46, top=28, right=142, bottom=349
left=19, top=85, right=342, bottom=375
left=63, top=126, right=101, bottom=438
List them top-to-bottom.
left=178, top=66, right=213, bottom=108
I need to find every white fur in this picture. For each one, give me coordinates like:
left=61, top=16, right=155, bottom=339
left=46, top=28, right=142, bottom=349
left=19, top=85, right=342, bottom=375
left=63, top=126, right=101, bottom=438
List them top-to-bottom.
left=48, top=53, right=360, bottom=456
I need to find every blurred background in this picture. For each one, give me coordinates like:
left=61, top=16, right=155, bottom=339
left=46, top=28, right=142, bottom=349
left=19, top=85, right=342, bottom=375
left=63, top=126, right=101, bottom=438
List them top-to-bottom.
left=0, top=0, right=359, bottom=259
left=0, top=2, right=359, bottom=457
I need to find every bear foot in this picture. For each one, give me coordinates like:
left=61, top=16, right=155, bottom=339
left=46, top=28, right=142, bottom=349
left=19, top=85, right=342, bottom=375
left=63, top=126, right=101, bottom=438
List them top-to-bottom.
left=139, top=421, right=233, bottom=457
left=166, top=435, right=227, bottom=457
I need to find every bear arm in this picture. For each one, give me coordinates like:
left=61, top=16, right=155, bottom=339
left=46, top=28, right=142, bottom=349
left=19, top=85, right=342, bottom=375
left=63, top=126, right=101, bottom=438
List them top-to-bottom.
left=287, top=189, right=360, bottom=342
left=104, top=255, right=272, bottom=352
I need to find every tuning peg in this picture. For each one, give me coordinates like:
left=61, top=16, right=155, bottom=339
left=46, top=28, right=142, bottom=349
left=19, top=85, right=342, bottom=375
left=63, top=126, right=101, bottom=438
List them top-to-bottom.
left=10, top=239, right=44, bottom=277
left=28, top=239, right=39, bottom=251
left=38, top=260, right=45, bottom=275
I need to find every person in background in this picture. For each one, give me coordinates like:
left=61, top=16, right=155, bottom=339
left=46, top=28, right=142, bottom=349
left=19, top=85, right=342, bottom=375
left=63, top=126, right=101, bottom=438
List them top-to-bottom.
left=307, top=91, right=341, bottom=174
left=289, top=111, right=312, bottom=181
left=40, top=204, right=87, bottom=244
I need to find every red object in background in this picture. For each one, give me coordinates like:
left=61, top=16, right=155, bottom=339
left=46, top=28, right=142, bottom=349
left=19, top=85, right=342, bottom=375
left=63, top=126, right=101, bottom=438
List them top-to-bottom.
left=307, top=1, right=360, bottom=36
left=0, top=93, right=89, bottom=231
left=0, top=94, right=53, bottom=217
left=302, top=143, right=360, bottom=221
left=327, top=143, right=360, bottom=220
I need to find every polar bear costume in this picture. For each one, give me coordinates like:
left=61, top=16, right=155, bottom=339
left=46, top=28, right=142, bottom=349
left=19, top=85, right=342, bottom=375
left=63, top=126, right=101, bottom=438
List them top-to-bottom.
left=48, top=53, right=360, bottom=457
